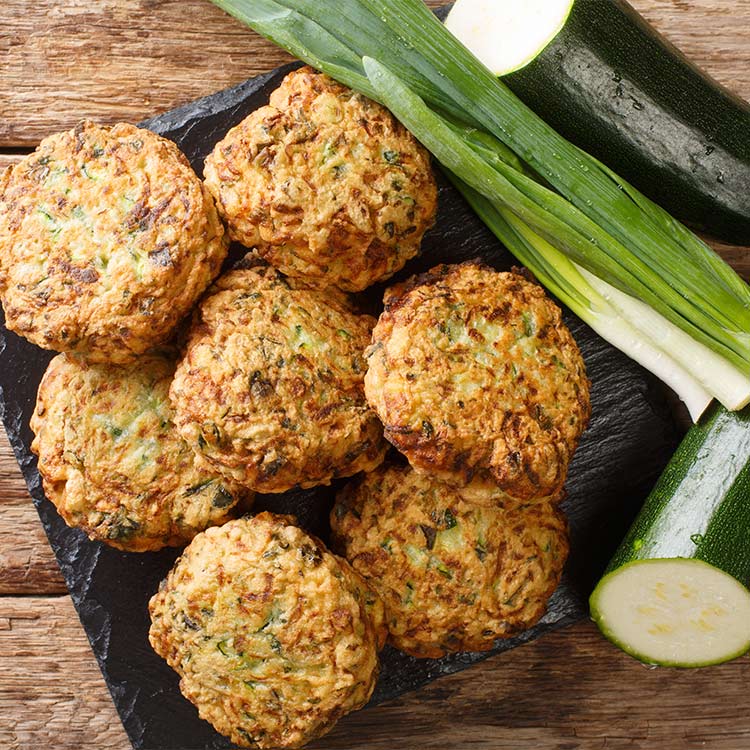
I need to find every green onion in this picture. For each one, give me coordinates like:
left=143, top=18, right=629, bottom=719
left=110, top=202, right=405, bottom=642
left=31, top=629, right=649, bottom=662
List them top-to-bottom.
left=356, top=0, right=750, bottom=322
left=251, top=2, right=748, bottom=327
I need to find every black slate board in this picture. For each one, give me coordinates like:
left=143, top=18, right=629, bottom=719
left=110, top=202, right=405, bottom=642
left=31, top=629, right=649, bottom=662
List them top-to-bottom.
left=0, top=62, right=684, bottom=750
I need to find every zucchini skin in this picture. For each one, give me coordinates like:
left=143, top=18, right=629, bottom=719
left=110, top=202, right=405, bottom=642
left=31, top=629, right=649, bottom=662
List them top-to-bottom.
left=503, top=0, right=750, bottom=245
left=606, top=401, right=750, bottom=584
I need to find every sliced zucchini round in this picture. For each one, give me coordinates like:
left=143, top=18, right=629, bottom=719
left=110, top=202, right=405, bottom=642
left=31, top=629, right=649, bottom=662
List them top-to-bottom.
left=444, top=0, right=574, bottom=76
left=591, top=558, right=750, bottom=668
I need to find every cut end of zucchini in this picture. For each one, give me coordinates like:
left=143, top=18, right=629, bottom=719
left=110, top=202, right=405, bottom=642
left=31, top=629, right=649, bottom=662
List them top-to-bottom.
left=445, top=0, right=574, bottom=76
left=590, top=559, right=750, bottom=668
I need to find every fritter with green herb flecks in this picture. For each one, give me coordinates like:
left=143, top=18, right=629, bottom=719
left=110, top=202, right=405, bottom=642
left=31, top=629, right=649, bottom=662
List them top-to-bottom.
left=203, top=66, right=437, bottom=292
left=0, top=120, right=227, bottom=363
left=169, top=260, right=387, bottom=493
left=365, top=261, right=590, bottom=501
left=30, top=351, right=248, bottom=552
left=331, top=463, right=569, bottom=658
left=149, top=512, right=386, bottom=749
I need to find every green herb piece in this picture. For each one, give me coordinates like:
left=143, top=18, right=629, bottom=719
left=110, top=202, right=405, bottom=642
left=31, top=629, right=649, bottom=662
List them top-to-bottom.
left=383, top=148, right=400, bottom=164
left=184, top=479, right=214, bottom=496
left=212, top=486, right=235, bottom=508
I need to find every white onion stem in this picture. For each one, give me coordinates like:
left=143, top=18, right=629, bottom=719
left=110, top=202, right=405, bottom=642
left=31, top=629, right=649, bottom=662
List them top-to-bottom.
left=501, top=212, right=721, bottom=421
left=578, top=266, right=750, bottom=413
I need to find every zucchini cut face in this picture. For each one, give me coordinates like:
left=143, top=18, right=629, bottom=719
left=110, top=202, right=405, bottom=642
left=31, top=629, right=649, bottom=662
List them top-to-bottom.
left=445, top=0, right=574, bottom=76
left=590, top=559, right=750, bottom=668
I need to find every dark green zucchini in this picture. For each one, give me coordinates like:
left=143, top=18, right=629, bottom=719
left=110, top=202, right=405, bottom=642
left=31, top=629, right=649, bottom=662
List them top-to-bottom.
left=442, top=0, right=750, bottom=244
left=502, top=0, right=750, bottom=245
left=590, top=401, right=750, bottom=667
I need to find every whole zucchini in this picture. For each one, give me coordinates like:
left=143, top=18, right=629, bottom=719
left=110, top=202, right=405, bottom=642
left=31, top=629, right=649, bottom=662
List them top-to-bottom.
left=444, top=0, right=750, bottom=244
left=503, top=0, right=750, bottom=245
left=590, top=401, right=750, bottom=667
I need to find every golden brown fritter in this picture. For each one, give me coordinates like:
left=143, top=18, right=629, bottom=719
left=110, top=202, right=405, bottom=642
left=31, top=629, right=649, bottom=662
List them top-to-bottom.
left=203, top=66, right=438, bottom=292
left=0, top=120, right=227, bottom=363
left=169, top=261, right=387, bottom=493
left=365, top=262, right=591, bottom=500
left=30, top=352, right=248, bottom=552
left=331, top=464, right=569, bottom=659
left=149, top=512, right=385, bottom=749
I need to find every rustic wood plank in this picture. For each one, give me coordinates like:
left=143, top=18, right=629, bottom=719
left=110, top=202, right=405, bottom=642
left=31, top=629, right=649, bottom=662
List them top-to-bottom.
left=0, top=0, right=748, bottom=147
left=0, top=0, right=440, bottom=147
left=636, top=0, right=750, bottom=101
left=0, top=155, right=24, bottom=170
left=0, top=433, right=66, bottom=596
left=0, top=596, right=130, bottom=749
left=1, top=596, right=748, bottom=750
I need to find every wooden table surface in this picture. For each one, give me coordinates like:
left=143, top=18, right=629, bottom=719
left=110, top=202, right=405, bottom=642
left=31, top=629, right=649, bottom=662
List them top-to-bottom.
left=1, top=1, right=750, bottom=748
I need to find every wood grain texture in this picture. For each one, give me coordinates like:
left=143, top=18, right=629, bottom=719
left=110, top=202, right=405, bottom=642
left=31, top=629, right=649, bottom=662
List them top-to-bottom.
left=0, top=0, right=748, bottom=147
left=0, top=0, right=442, bottom=147
left=635, top=0, right=750, bottom=100
left=1, top=1, right=750, bottom=749
left=0, top=436, right=66, bottom=595
left=0, top=596, right=130, bottom=749
left=1, top=596, right=748, bottom=750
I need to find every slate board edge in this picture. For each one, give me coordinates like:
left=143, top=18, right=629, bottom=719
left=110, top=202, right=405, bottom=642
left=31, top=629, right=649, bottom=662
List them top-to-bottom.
left=139, top=62, right=301, bottom=139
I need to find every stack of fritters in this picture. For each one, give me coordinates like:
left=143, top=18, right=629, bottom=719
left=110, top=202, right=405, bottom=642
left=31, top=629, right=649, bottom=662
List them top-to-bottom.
left=1, top=64, right=591, bottom=749
left=0, top=121, right=247, bottom=553
left=332, top=261, right=590, bottom=658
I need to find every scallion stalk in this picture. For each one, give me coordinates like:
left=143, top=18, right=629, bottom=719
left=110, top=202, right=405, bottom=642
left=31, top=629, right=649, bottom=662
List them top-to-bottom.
left=357, top=0, right=750, bottom=329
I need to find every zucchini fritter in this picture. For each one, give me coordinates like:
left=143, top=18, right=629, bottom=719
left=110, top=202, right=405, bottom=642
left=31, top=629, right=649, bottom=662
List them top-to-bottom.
left=203, top=66, right=438, bottom=292
left=0, top=120, right=227, bottom=362
left=170, top=261, right=387, bottom=493
left=365, top=262, right=590, bottom=500
left=30, top=352, right=246, bottom=552
left=331, top=464, right=569, bottom=658
left=149, top=512, right=385, bottom=749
